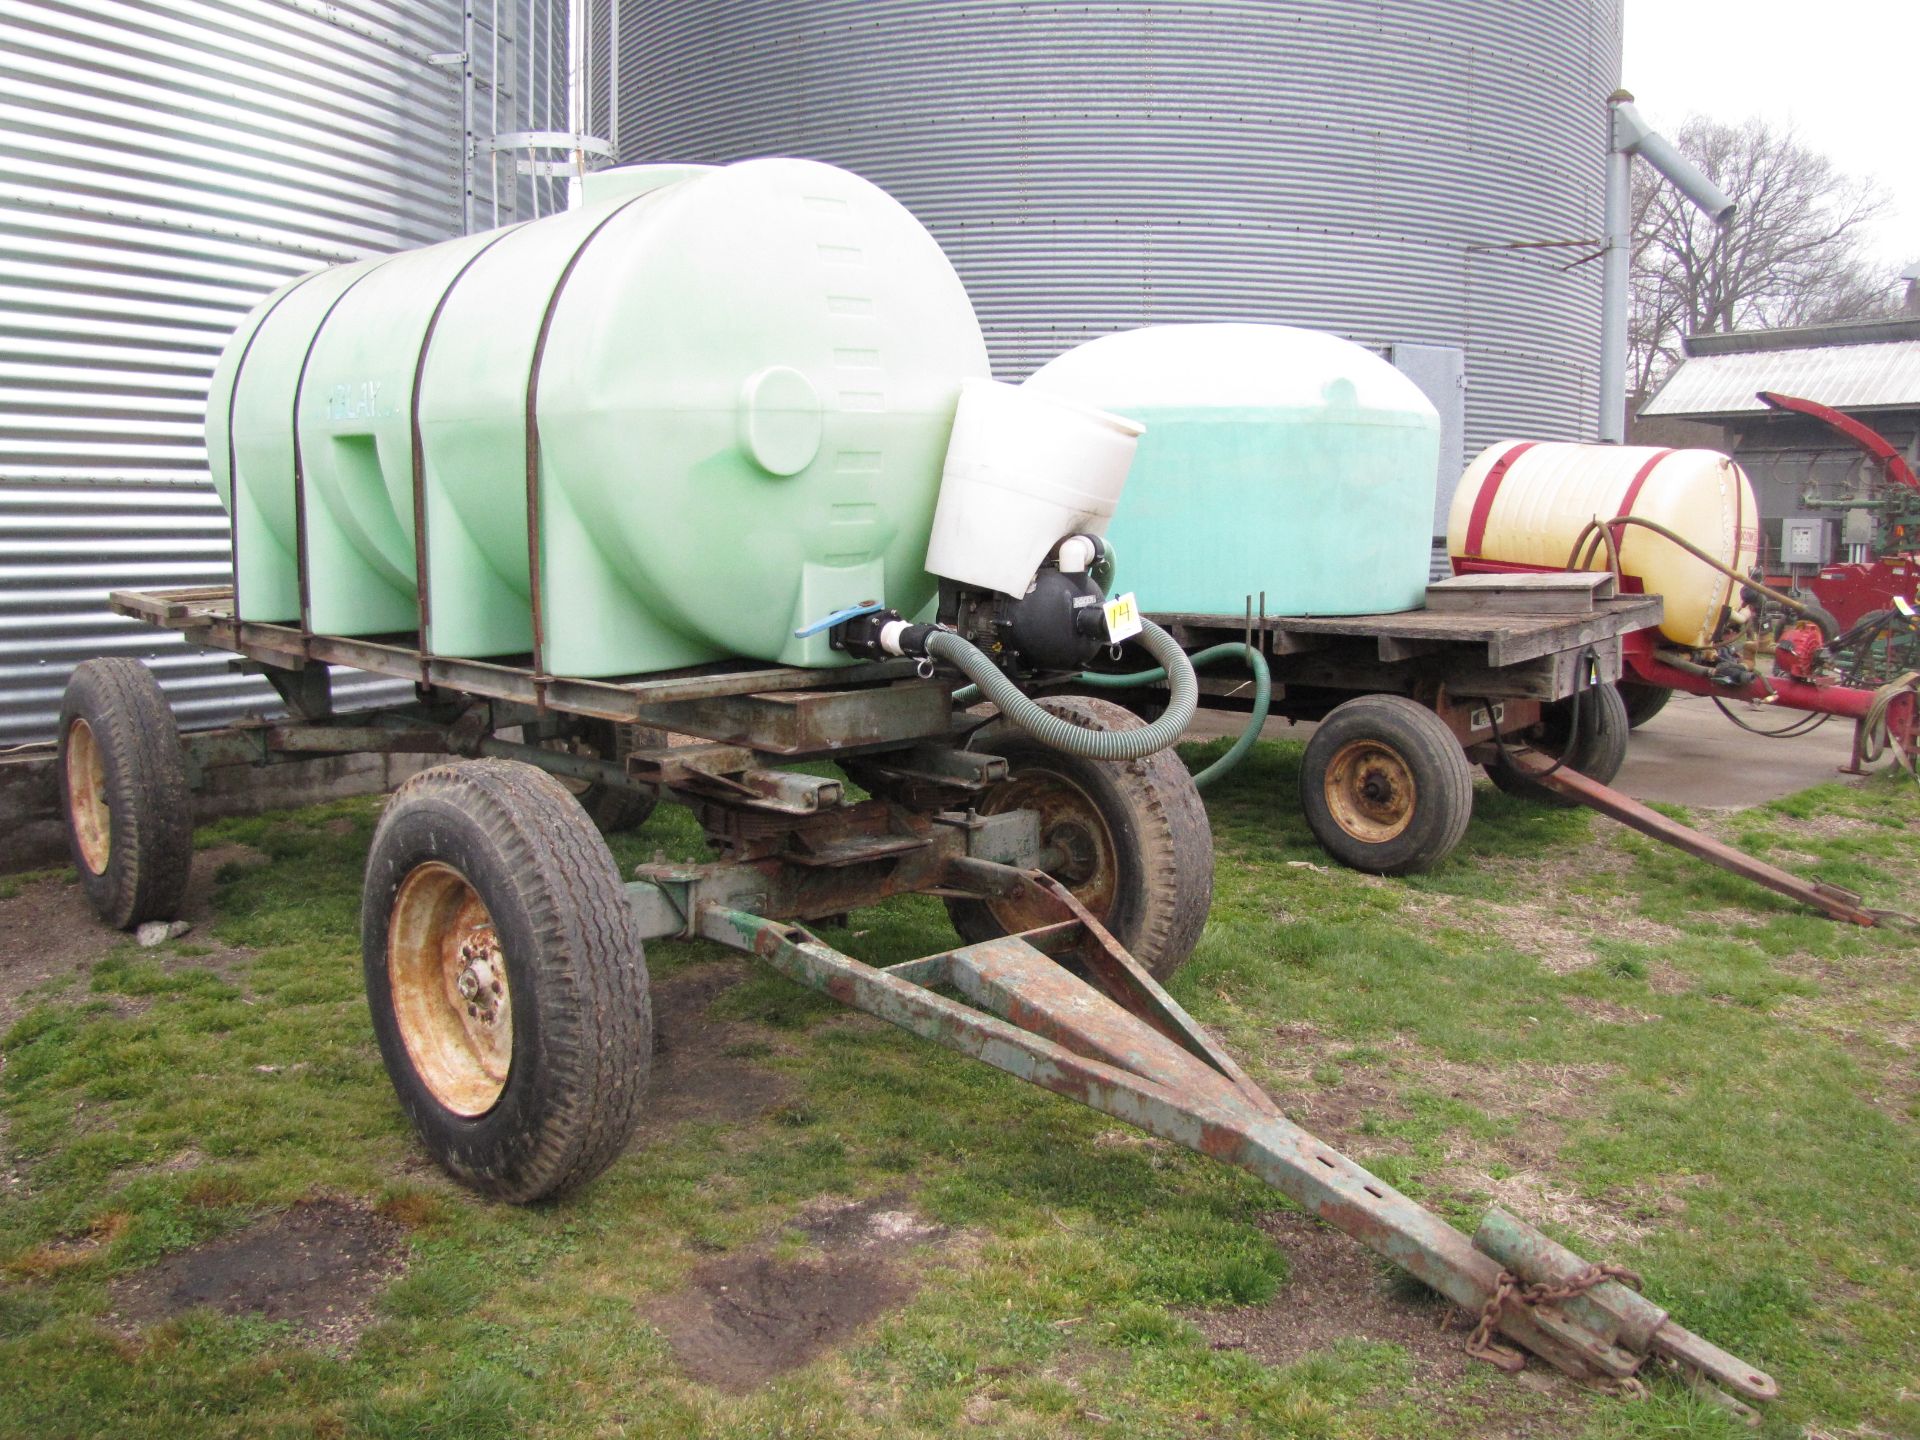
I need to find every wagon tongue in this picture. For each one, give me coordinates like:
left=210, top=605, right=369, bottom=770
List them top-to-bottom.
left=700, top=859, right=1776, bottom=1412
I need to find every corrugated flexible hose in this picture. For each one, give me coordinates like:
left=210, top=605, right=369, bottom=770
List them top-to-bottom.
left=926, top=620, right=1199, bottom=761
left=1074, top=643, right=1271, bottom=788
left=1859, top=671, right=1920, bottom=773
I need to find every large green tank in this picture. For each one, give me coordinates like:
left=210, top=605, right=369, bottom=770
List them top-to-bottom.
left=207, top=159, right=989, bottom=675
left=1025, top=324, right=1441, bottom=617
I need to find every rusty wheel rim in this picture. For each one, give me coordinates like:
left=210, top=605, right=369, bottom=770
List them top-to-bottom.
left=65, top=717, right=111, bottom=875
left=1323, top=739, right=1416, bottom=844
left=979, top=767, right=1119, bottom=932
left=387, top=862, right=513, bottom=1116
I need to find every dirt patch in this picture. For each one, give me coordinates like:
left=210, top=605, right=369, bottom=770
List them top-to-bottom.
left=0, top=844, right=266, bottom=1028
left=0, top=875, right=121, bottom=1026
left=1392, top=880, right=1680, bottom=977
left=637, top=961, right=791, bottom=1136
left=1273, top=1034, right=1619, bottom=1141
left=1261, top=1038, right=1653, bottom=1247
left=1430, top=1161, right=1651, bottom=1249
left=644, top=1196, right=944, bottom=1391
left=106, top=1198, right=407, bottom=1350
left=1190, top=1210, right=1469, bottom=1380
left=1190, top=1211, right=1592, bottom=1423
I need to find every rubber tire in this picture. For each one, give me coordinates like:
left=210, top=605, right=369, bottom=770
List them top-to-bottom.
left=57, top=657, right=192, bottom=929
left=1616, top=680, right=1673, bottom=730
left=1485, top=682, right=1630, bottom=808
left=945, top=695, right=1214, bottom=981
left=1299, top=695, right=1473, bottom=876
left=561, top=722, right=663, bottom=834
left=362, top=759, right=652, bottom=1203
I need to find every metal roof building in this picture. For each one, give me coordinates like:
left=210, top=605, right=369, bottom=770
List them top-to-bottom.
left=1639, top=318, right=1920, bottom=565
left=1640, top=318, right=1920, bottom=421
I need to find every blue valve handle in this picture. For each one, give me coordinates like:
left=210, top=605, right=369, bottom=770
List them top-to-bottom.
left=793, top=599, right=885, bottom=639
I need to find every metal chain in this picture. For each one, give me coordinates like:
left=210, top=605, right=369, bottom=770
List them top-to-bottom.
left=1464, top=1262, right=1644, bottom=1367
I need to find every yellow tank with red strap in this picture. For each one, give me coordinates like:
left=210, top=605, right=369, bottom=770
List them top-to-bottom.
left=1447, top=442, right=1760, bottom=649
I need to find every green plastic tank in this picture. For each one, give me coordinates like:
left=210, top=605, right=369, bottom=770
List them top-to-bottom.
left=206, top=159, right=989, bottom=675
left=1024, top=324, right=1441, bottom=617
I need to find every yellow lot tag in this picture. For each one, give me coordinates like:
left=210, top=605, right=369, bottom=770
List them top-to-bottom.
left=1103, top=592, right=1143, bottom=644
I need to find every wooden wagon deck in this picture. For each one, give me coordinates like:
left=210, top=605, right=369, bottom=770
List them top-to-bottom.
left=108, top=585, right=921, bottom=726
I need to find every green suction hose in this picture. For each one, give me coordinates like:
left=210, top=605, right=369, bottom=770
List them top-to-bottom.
left=925, top=620, right=1197, bottom=761
left=944, top=632, right=1269, bottom=784
left=1076, top=643, right=1271, bottom=789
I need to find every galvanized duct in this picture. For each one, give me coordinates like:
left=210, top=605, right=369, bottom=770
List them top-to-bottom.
left=0, top=0, right=469, bottom=743
left=617, top=0, right=1621, bottom=520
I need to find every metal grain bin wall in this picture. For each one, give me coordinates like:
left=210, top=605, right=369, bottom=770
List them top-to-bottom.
left=0, top=0, right=591, bottom=744
left=0, top=0, right=476, bottom=743
left=615, top=0, right=1620, bottom=555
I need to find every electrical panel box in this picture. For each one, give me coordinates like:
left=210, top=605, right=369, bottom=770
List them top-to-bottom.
left=1781, top=517, right=1829, bottom=565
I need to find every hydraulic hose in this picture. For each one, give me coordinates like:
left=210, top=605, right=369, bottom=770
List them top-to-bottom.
left=1567, top=514, right=1835, bottom=637
left=925, top=620, right=1198, bottom=761
left=1076, top=643, right=1271, bottom=788
left=1858, top=670, right=1920, bottom=772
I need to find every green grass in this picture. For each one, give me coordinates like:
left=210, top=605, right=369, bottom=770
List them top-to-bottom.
left=1, top=749, right=1916, bottom=1439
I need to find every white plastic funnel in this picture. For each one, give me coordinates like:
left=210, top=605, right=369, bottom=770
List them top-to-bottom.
left=926, top=377, right=1144, bottom=596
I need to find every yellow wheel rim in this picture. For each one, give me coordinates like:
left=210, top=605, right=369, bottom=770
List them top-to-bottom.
left=65, top=717, right=111, bottom=875
left=1323, top=739, right=1417, bottom=845
left=388, top=862, right=513, bottom=1116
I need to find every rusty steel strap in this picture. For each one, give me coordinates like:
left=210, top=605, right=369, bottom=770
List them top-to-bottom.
left=1464, top=1261, right=1645, bottom=1371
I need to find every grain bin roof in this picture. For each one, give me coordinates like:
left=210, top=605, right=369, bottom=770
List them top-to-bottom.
left=1640, top=317, right=1920, bottom=419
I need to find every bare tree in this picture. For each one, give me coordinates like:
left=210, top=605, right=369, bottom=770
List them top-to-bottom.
left=1629, top=117, right=1899, bottom=399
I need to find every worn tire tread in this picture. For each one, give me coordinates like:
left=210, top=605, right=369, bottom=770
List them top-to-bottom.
left=58, top=658, right=192, bottom=929
left=1486, top=682, right=1630, bottom=808
left=1299, top=694, right=1472, bottom=876
left=949, top=696, right=1213, bottom=980
left=363, top=759, right=650, bottom=1203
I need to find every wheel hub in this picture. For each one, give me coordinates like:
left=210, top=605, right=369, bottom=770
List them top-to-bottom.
left=1324, top=739, right=1417, bottom=844
left=977, top=768, right=1120, bottom=932
left=1044, top=819, right=1101, bottom=887
left=388, top=862, right=514, bottom=1116
left=455, top=940, right=505, bottom=1025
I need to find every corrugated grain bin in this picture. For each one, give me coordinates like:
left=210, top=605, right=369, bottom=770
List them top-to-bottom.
left=207, top=159, right=989, bottom=675
left=1025, top=325, right=1441, bottom=617
left=1447, top=442, right=1761, bottom=648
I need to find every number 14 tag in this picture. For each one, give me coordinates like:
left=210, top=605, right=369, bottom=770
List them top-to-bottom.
left=1103, top=592, right=1143, bottom=644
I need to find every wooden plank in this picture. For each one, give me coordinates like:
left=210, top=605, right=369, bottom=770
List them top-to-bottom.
left=1425, top=571, right=1615, bottom=615
left=1429, top=571, right=1616, bottom=596
left=109, top=585, right=235, bottom=626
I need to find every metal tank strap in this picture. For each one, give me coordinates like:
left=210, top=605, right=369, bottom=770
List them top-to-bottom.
left=521, top=195, right=652, bottom=685
left=407, top=226, right=525, bottom=649
left=288, top=257, right=398, bottom=631
left=221, top=268, right=326, bottom=619
left=1462, top=441, right=1537, bottom=557
left=1606, top=448, right=1672, bottom=555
